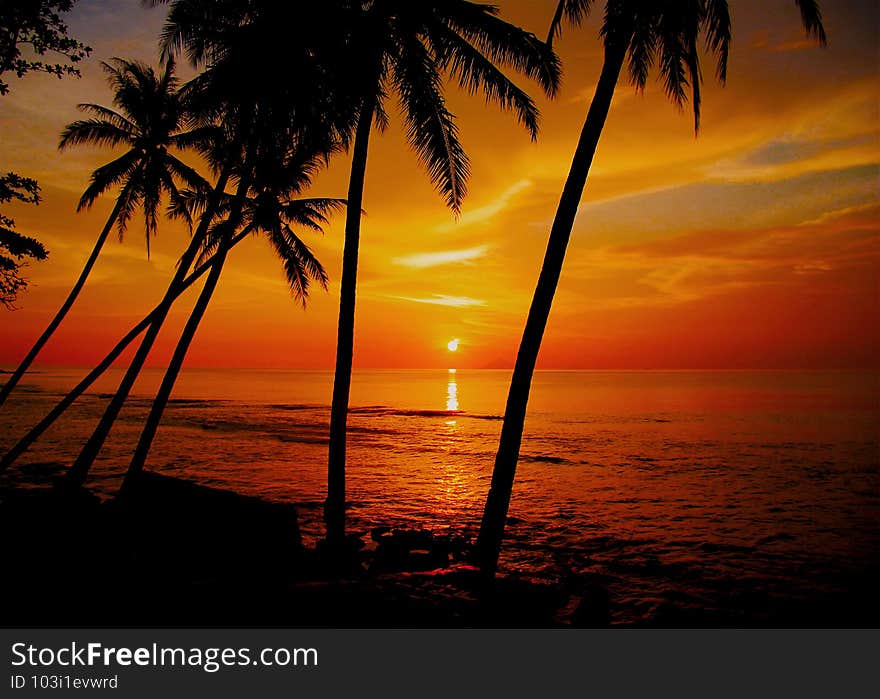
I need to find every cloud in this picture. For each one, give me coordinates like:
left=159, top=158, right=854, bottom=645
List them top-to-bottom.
left=748, top=30, right=824, bottom=53
left=771, top=39, right=822, bottom=53
left=709, top=133, right=877, bottom=179
left=571, top=164, right=880, bottom=245
left=436, top=179, right=532, bottom=232
left=799, top=201, right=880, bottom=227
left=567, top=206, right=880, bottom=309
left=393, top=244, right=490, bottom=269
left=391, top=294, right=487, bottom=308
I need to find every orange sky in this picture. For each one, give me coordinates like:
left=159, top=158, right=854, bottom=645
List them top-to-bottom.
left=1, top=0, right=878, bottom=370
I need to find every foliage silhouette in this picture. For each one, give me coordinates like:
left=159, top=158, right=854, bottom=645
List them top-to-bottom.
left=0, top=0, right=90, bottom=96
left=0, top=0, right=90, bottom=311
left=62, top=0, right=357, bottom=485
left=0, top=59, right=206, bottom=408
left=124, top=140, right=346, bottom=485
left=0, top=174, right=47, bottom=310
left=0, top=229, right=251, bottom=473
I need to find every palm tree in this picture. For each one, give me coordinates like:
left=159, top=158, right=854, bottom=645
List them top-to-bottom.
left=60, top=0, right=371, bottom=489
left=62, top=0, right=361, bottom=485
left=142, top=0, right=547, bottom=548
left=148, top=0, right=358, bottom=153
left=325, top=0, right=562, bottom=552
left=475, top=0, right=827, bottom=578
left=33, top=1, right=364, bottom=487
left=0, top=58, right=205, bottom=408
left=122, top=141, right=345, bottom=487
left=62, top=201, right=231, bottom=486
left=0, top=226, right=253, bottom=474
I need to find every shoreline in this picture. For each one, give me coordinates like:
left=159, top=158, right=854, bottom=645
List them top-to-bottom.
left=1, top=475, right=877, bottom=628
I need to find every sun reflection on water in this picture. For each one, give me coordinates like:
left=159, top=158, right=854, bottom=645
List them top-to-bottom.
left=446, top=368, right=459, bottom=414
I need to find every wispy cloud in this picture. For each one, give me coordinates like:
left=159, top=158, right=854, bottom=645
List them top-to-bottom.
left=749, top=30, right=823, bottom=53
left=708, top=133, right=877, bottom=181
left=570, top=164, right=880, bottom=245
left=436, top=179, right=532, bottom=232
left=798, top=201, right=880, bottom=227
left=562, top=207, right=880, bottom=310
left=393, top=244, right=490, bottom=269
left=392, top=294, right=487, bottom=308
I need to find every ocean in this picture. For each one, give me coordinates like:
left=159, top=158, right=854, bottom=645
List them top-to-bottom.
left=2, top=367, right=878, bottom=624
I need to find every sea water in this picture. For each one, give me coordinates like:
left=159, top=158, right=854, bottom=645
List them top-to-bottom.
left=2, top=368, right=878, bottom=623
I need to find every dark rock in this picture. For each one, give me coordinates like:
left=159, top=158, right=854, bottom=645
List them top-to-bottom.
left=112, top=470, right=303, bottom=579
left=370, top=528, right=452, bottom=573
left=571, top=584, right=611, bottom=627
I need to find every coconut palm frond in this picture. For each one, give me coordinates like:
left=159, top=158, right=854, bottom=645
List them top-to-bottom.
left=547, top=0, right=595, bottom=45
left=704, top=0, right=731, bottom=82
left=795, top=0, right=827, bottom=46
left=442, top=2, right=561, bottom=96
left=429, top=25, right=541, bottom=139
left=392, top=33, right=469, bottom=216
left=63, top=56, right=211, bottom=248
left=73, top=103, right=140, bottom=134
left=59, top=118, right=134, bottom=151
left=75, top=152, right=143, bottom=211
left=165, top=153, right=212, bottom=193
left=139, top=169, right=164, bottom=257
left=111, top=178, right=144, bottom=243
left=166, top=186, right=195, bottom=231
left=280, top=197, right=348, bottom=232
left=195, top=216, right=243, bottom=267
left=266, top=223, right=329, bottom=306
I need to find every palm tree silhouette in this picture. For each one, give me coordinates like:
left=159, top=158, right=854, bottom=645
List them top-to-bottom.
left=62, top=0, right=357, bottom=486
left=138, top=0, right=557, bottom=552
left=324, top=0, right=561, bottom=552
left=475, top=0, right=827, bottom=578
left=149, top=1, right=357, bottom=151
left=65, top=2, right=353, bottom=488
left=0, top=59, right=205, bottom=408
left=61, top=130, right=237, bottom=488
left=122, top=141, right=346, bottom=486
left=0, top=227, right=252, bottom=474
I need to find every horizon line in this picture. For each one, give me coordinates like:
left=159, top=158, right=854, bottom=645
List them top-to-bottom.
left=4, top=365, right=879, bottom=374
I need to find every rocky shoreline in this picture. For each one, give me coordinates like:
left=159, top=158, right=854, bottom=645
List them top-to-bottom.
left=2, top=473, right=876, bottom=628
left=0, top=475, right=607, bottom=627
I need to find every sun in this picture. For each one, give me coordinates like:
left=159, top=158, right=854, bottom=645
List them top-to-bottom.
left=447, top=338, right=460, bottom=352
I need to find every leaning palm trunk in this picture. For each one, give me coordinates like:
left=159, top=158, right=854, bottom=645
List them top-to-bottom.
left=475, top=43, right=626, bottom=578
left=325, top=98, right=375, bottom=549
left=62, top=169, right=232, bottom=487
left=0, top=196, right=128, bottom=409
left=122, top=208, right=252, bottom=489
left=0, top=227, right=251, bottom=474
left=122, top=240, right=230, bottom=490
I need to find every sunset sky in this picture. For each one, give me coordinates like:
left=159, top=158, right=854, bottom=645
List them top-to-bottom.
left=1, top=0, right=877, bottom=370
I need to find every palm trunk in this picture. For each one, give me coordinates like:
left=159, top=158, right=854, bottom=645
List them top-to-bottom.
left=475, top=43, right=626, bottom=578
left=325, top=98, right=375, bottom=549
left=61, top=169, right=232, bottom=487
left=0, top=195, right=127, bottom=408
left=122, top=217, right=252, bottom=491
left=0, top=228, right=250, bottom=473
left=122, top=241, right=230, bottom=491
